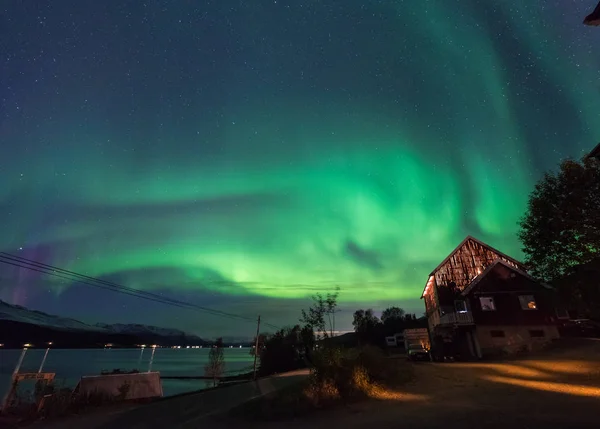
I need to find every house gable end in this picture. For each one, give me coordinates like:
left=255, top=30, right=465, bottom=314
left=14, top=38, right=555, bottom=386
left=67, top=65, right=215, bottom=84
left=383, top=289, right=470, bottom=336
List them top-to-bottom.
left=430, top=236, right=526, bottom=294
left=461, top=259, right=549, bottom=297
left=462, top=261, right=558, bottom=326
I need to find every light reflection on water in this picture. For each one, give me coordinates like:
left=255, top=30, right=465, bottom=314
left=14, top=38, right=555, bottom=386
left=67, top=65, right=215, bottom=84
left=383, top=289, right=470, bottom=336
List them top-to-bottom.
left=0, top=348, right=254, bottom=398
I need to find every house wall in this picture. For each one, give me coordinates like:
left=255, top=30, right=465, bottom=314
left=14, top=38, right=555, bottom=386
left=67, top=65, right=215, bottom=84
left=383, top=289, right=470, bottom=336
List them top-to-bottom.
left=468, top=263, right=558, bottom=326
left=423, top=276, right=437, bottom=315
left=423, top=276, right=442, bottom=330
left=427, top=310, right=440, bottom=332
left=476, top=325, right=560, bottom=357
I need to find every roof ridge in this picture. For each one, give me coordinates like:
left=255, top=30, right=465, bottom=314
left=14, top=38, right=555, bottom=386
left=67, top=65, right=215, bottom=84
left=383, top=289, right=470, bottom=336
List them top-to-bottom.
left=421, top=235, right=526, bottom=299
left=428, top=235, right=524, bottom=276
left=461, top=258, right=550, bottom=296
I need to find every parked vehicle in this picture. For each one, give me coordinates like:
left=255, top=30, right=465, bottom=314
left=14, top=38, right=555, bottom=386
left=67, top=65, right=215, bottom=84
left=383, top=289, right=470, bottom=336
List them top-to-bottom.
left=559, top=319, right=600, bottom=338
left=403, top=328, right=431, bottom=361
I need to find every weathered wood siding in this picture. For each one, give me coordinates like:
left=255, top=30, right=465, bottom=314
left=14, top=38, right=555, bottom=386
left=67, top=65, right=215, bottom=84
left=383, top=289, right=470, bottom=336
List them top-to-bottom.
left=433, top=238, right=525, bottom=292
left=423, top=276, right=437, bottom=315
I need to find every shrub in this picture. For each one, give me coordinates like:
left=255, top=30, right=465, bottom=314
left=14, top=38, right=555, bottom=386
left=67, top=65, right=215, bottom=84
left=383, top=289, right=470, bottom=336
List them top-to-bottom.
left=230, top=345, right=414, bottom=422
left=306, top=345, right=412, bottom=405
left=356, top=345, right=386, bottom=380
left=303, top=377, right=341, bottom=407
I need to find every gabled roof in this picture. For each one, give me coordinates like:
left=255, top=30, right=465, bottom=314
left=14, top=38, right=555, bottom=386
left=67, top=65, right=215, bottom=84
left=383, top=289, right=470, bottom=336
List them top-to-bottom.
left=420, top=235, right=525, bottom=299
left=428, top=235, right=524, bottom=276
left=460, top=258, right=552, bottom=296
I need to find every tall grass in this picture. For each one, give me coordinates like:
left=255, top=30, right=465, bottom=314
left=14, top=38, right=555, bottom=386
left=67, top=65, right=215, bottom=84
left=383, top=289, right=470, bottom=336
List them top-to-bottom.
left=231, top=345, right=414, bottom=421
left=304, top=345, right=413, bottom=406
left=4, top=380, right=133, bottom=422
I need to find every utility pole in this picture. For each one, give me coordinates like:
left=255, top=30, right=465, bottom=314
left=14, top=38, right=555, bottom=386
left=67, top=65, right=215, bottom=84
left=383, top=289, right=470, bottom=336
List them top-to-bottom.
left=252, top=315, right=261, bottom=381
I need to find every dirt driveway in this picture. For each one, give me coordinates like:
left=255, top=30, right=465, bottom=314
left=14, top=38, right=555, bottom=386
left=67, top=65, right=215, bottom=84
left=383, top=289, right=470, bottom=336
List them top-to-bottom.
left=227, top=339, right=600, bottom=429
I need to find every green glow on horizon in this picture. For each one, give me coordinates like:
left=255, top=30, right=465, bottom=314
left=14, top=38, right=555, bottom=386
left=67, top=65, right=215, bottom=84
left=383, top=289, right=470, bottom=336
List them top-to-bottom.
left=1, top=0, right=599, bottom=317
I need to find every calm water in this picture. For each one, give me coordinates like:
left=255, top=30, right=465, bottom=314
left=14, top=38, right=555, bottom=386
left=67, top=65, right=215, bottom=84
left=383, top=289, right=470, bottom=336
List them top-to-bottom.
left=0, top=348, right=254, bottom=399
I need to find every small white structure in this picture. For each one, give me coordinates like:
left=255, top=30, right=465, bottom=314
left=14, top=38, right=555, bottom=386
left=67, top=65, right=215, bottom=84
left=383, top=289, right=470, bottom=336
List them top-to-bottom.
left=385, top=332, right=405, bottom=347
left=77, top=372, right=163, bottom=400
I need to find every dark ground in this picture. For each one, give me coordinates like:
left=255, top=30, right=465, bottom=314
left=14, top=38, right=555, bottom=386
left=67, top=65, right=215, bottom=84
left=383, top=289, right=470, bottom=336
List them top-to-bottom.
left=6, top=339, right=600, bottom=429
left=16, top=370, right=308, bottom=429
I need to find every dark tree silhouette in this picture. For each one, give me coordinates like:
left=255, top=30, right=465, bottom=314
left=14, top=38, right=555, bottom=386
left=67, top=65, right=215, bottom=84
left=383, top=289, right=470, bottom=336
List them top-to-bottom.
left=519, top=156, right=600, bottom=319
left=519, top=158, right=600, bottom=282
left=553, top=258, right=600, bottom=320
left=300, top=287, right=339, bottom=339
left=381, top=306, right=405, bottom=323
left=352, top=309, right=383, bottom=345
left=257, top=325, right=310, bottom=376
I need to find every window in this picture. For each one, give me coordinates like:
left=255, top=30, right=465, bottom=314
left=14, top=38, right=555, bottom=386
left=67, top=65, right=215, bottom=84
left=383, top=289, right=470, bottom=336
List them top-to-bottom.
left=519, top=295, right=537, bottom=310
left=479, top=296, right=496, bottom=311
left=454, top=300, right=468, bottom=313
left=490, top=330, right=505, bottom=338
left=529, top=330, right=545, bottom=338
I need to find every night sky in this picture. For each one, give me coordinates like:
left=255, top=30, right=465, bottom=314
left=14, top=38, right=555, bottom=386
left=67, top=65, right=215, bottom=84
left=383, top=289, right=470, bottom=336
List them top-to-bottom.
left=1, top=1, right=599, bottom=338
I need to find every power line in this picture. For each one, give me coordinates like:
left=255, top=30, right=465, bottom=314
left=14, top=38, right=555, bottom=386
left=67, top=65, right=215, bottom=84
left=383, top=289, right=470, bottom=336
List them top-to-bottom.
left=0, top=252, right=281, bottom=330
left=0, top=252, right=248, bottom=321
left=0, top=254, right=281, bottom=330
left=0, top=257, right=197, bottom=311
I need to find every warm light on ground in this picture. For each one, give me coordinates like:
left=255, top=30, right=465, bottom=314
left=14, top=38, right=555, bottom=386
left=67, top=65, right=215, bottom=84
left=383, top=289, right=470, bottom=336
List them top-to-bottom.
left=439, top=359, right=599, bottom=380
left=519, top=360, right=599, bottom=375
left=458, top=363, right=550, bottom=379
left=482, top=375, right=600, bottom=398
left=368, top=386, right=429, bottom=402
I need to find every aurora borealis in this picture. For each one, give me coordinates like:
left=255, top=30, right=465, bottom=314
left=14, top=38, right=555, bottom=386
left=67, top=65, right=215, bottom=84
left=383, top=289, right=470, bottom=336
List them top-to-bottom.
left=1, top=1, right=599, bottom=337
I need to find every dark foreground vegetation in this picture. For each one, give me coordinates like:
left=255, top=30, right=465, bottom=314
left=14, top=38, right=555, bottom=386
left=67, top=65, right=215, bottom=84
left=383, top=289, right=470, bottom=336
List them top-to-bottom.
left=519, top=156, right=600, bottom=320
left=231, top=345, right=413, bottom=421
left=1, top=379, right=139, bottom=426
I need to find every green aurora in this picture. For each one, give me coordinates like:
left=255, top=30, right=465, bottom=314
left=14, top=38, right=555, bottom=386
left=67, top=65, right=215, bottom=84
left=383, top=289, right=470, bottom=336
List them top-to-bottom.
left=1, top=1, right=599, bottom=334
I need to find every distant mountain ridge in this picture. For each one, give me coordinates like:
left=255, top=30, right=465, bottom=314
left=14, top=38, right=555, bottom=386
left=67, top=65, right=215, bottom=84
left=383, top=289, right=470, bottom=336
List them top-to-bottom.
left=0, top=299, right=209, bottom=348
left=0, top=299, right=106, bottom=332
left=95, top=322, right=196, bottom=339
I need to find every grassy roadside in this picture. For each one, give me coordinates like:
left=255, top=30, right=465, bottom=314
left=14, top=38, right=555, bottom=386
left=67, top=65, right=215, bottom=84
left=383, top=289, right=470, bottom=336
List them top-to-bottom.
left=227, top=346, right=415, bottom=422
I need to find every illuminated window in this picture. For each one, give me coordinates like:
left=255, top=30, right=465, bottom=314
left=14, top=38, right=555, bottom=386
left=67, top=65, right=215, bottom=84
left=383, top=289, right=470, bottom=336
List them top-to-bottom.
left=519, top=295, right=537, bottom=310
left=479, top=296, right=496, bottom=311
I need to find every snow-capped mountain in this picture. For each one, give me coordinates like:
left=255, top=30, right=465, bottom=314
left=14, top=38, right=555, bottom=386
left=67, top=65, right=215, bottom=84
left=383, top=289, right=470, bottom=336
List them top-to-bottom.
left=0, top=299, right=207, bottom=348
left=0, top=299, right=105, bottom=332
left=95, top=323, right=206, bottom=344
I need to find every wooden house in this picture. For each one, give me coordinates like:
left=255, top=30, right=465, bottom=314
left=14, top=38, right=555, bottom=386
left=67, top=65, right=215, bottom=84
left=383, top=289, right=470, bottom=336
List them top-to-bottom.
left=421, top=236, right=560, bottom=359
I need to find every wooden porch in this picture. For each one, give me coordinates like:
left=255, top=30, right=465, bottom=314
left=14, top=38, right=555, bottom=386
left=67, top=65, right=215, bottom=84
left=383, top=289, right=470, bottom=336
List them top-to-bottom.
left=439, top=311, right=474, bottom=326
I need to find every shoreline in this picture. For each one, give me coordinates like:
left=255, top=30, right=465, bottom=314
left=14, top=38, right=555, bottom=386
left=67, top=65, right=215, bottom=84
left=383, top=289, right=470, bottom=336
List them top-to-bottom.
left=161, top=371, right=253, bottom=382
